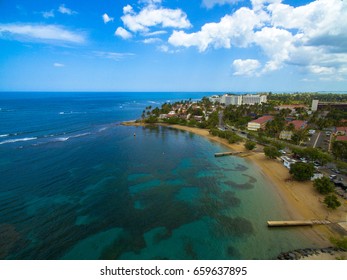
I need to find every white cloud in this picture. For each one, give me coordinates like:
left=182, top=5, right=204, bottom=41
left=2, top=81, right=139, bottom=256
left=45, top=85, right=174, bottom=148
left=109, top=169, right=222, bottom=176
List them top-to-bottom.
left=139, top=0, right=162, bottom=5
left=167, top=0, right=347, bottom=80
left=202, top=0, right=239, bottom=9
left=251, top=0, right=281, bottom=11
left=120, top=2, right=191, bottom=33
left=58, top=4, right=77, bottom=15
left=123, top=5, right=134, bottom=14
left=169, top=7, right=264, bottom=52
left=42, top=10, right=54, bottom=19
left=102, top=13, right=114, bottom=24
left=0, top=24, right=85, bottom=44
left=115, top=27, right=133, bottom=39
left=254, top=27, right=296, bottom=72
left=143, top=30, right=167, bottom=36
left=143, top=38, right=162, bottom=44
left=158, top=44, right=169, bottom=52
left=94, top=51, right=135, bottom=61
left=232, top=59, right=261, bottom=76
left=53, top=62, right=65, bottom=67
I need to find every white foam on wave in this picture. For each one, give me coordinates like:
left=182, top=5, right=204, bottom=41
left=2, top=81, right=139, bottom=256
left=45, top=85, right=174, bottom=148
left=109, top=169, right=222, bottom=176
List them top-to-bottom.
left=59, top=111, right=86, bottom=115
left=98, top=127, right=107, bottom=132
left=53, top=132, right=91, bottom=143
left=71, top=132, right=91, bottom=138
left=0, top=134, right=9, bottom=138
left=0, top=137, right=37, bottom=145
left=55, top=137, right=69, bottom=142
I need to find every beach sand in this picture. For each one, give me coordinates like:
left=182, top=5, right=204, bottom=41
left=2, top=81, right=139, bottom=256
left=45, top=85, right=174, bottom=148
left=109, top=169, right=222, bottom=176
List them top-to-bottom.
left=123, top=121, right=347, bottom=258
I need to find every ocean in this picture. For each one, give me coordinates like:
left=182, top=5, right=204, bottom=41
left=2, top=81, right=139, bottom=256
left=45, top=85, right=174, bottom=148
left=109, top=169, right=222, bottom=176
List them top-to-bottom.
left=0, top=92, right=318, bottom=259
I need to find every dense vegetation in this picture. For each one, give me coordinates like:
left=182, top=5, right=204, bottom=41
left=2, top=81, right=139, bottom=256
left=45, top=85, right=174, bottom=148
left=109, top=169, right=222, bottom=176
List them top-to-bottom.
left=267, top=92, right=347, bottom=106
left=209, top=128, right=243, bottom=144
left=244, top=140, right=256, bottom=151
left=264, top=146, right=281, bottom=159
left=289, top=162, right=315, bottom=181
left=313, top=177, right=335, bottom=195
left=324, top=194, right=341, bottom=209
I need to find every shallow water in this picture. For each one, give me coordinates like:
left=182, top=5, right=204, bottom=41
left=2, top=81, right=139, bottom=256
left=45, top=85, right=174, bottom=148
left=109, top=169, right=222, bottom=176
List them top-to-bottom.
left=0, top=92, right=318, bottom=259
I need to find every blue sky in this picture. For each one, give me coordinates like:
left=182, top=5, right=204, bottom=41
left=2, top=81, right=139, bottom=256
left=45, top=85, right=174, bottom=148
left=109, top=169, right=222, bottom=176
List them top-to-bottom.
left=0, top=0, right=346, bottom=92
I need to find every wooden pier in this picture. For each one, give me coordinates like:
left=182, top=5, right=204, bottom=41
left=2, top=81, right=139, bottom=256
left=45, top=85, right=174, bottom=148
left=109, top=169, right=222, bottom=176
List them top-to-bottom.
left=214, top=151, right=241, bottom=157
left=267, top=220, right=331, bottom=227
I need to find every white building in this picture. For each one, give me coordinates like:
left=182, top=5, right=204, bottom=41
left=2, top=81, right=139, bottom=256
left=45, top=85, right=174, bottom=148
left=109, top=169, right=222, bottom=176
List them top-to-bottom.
left=209, top=93, right=267, bottom=106
left=221, top=94, right=242, bottom=106
left=242, top=94, right=267, bottom=105
left=209, top=95, right=221, bottom=103
left=311, top=100, right=319, bottom=111
left=247, top=115, right=273, bottom=131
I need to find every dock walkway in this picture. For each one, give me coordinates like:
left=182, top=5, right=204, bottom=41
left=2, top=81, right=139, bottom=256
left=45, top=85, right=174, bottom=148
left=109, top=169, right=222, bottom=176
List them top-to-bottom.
left=214, top=151, right=242, bottom=157
left=267, top=220, right=331, bottom=227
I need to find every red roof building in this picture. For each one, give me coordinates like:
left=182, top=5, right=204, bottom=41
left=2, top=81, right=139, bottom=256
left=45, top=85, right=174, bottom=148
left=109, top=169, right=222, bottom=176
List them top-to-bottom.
left=247, top=116, right=273, bottom=131
left=289, top=120, right=307, bottom=130
left=336, top=127, right=347, bottom=135
left=336, top=135, right=347, bottom=142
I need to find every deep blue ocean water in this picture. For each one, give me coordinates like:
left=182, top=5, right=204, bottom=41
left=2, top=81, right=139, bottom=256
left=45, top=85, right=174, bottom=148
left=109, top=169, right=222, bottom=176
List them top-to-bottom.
left=0, top=92, right=319, bottom=259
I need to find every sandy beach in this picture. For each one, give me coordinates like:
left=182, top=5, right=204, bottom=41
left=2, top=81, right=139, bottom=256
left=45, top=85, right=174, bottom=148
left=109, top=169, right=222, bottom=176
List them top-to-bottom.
left=123, top=121, right=347, bottom=258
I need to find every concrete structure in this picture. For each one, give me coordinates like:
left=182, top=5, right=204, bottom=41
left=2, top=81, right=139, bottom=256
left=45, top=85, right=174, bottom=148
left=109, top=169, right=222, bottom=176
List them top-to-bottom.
left=210, top=94, right=267, bottom=106
left=219, top=94, right=243, bottom=106
left=242, top=94, right=267, bottom=105
left=209, top=95, right=221, bottom=103
left=311, top=99, right=319, bottom=111
left=311, top=99, right=347, bottom=111
left=275, top=104, right=307, bottom=112
left=247, top=115, right=273, bottom=131
left=279, top=130, right=293, bottom=140
left=267, top=220, right=330, bottom=227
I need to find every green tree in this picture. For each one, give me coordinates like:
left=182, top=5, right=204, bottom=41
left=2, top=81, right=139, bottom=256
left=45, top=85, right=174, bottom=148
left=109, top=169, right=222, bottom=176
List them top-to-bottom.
left=144, top=115, right=158, bottom=123
left=287, top=123, right=295, bottom=131
left=291, top=129, right=309, bottom=145
left=228, top=133, right=243, bottom=144
left=245, top=140, right=256, bottom=150
left=332, top=141, right=347, bottom=160
left=264, top=146, right=281, bottom=159
left=289, top=162, right=315, bottom=181
left=313, top=177, right=335, bottom=195
left=324, top=194, right=341, bottom=209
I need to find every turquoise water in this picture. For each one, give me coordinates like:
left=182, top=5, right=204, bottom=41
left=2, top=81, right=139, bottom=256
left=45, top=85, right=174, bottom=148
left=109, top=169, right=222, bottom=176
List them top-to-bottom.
left=0, top=92, right=318, bottom=259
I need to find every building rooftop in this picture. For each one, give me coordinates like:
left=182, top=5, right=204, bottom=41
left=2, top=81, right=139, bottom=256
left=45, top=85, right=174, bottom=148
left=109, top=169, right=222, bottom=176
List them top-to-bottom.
left=276, top=104, right=307, bottom=110
left=250, top=115, right=273, bottom=124
left=289, top=120, right=307, bottom=130
left=336, top=135, right=347, bottom=142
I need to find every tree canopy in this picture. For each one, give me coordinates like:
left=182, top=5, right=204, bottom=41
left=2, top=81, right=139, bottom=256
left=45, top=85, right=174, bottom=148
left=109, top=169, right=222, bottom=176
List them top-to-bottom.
left=245, top=140, right=256, bottom=150
left=264, top=146, right=281, bottom=159
left=289, top=162, right=315, bottom=181
left=313, top=177, right=335, bottom=195
left=324, top=194, right=341, bottom=210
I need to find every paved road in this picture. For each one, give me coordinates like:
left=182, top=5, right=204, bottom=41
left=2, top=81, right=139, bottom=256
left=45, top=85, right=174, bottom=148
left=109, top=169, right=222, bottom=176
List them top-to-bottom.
left=308, top=131, right=330, bottom=151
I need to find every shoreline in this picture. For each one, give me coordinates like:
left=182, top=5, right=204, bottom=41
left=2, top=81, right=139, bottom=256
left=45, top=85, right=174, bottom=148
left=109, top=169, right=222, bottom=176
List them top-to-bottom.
left=123, top=121, right=347, bottom=258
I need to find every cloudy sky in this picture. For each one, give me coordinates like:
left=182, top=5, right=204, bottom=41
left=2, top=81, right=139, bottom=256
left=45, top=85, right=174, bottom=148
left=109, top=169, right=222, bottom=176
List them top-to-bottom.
left=0, top=0, right=346, bottom=92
